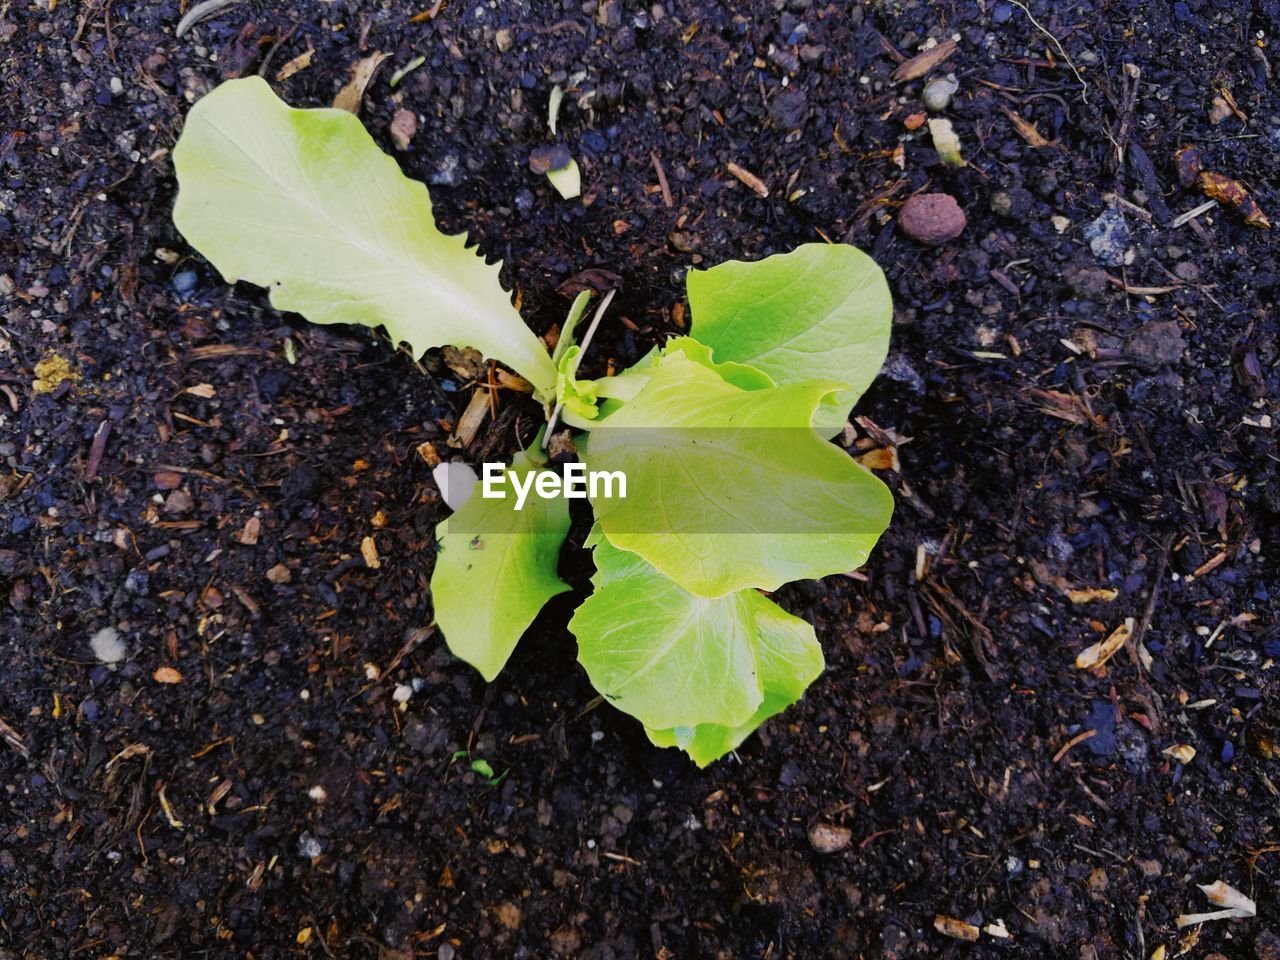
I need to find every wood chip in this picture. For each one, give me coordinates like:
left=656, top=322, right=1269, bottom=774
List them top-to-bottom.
left=408, top=0, right=445, bottom=22
left=892, top=39, right=958, bottom=82
left=275, top=45, right=314, bottom=82
left=333, top=51, right=390, bottom=114
left=1000, top=105, right=1051, bottom=148
left=726, top=162, right=769, bottom=198
left=1198, top=171, right=1270, bottom=228
left=495, top=370, right=533, bottom=392
left=185, top=382, right=216, bottom=398
left=450, top=388, right=491, bottom=448
left=416, top=441, right=442, bottom=467
left=856, top=447, right=899, bottom=471
left=238, top=516, right=261, bottom=546
left=361, top=535, right=381, bottom=570
left=1191, top=549, right=1227, bottom=579
left=1067, top=587, right=1118, bottom=604
left=1075, top=618, right=1134, bottom=670
left=153, top=666, right=183, bottom=684
left=106, top=742, right=151, bottom=768
left=1162, top=744, right=1196, bottom=764
left=1176, top=880, right=1256, bottom=927
left=1198, top=880, right=1256, bottom=914
left=933, top=915, right=980, bottom=941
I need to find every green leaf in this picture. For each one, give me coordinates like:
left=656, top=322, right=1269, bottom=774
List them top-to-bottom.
left=173, top=76, right=557, bottom=393
left=687, top=243, right=891, bottom=431
left=551, top=291, right=592, bottom=367
left=661, top=336, right=777, bottom=391
left=585, top=337, right=773, bottom=409
left=555, top=345, right=600, bottom=425
left=582, top=349, right=893, bottom=597
left=432, top=452, right=571, bottom=680
left=571, top=531, right=823, bottom=761
left=645, top=591, right=824, bottom=767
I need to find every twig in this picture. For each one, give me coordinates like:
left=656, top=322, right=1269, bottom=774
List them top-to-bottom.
left=175, top=0, right=241, bottom=38
left=1005, top=0, right=1089, bottom=102
left=651, top=151, right=673, bottom=208
left=725, top=162, right=769, bottom=198
left=1170, top=199, right=1218, bottom=228
left=543, top=288, right=617, bottom=448
left=85, top=420, right=111, bottom=482
left=1132, top=533, right=1174, bottom=657
left=382, top=624, right=434, bottom=676
left=0, top=717, right=29, bottom=759
left=1053, top=728, right=1096, bottom=762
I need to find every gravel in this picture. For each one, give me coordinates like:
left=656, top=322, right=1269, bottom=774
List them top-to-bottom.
left=898, top=193, right=967, bottom=245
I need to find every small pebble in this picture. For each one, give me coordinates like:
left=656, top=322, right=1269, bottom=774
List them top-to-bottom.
left=922, top=76, right=958, bottom=112
left=389, top=109, right=417, bottom=151
left=427, top=152, right=463, bottom=188
left=990, top=186, right=1033, bottom=221
left=898, top=193, right=966, bottom=246
left=1083, top=203, right=1132, bottom=266
left=172, top=270, right=197, bottom=296
left=1128, top=320, right=1186, bottom=369
left=164, top=489, right=194, bottom=514
left=90, top=626, right=127, bottom=663
left=808, top=822, right=853, bottom=854
left=298, top=832, right=323, bottom=858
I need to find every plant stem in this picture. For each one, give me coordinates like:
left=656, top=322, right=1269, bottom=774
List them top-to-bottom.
left=543, top=288, right=617, bottom=447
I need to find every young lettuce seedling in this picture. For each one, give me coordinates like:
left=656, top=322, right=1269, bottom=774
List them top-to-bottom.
left=173, top=77, right=894, bottom=766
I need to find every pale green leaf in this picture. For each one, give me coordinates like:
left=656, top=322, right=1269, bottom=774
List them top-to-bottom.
left=173, top=76, right=556, bottom=392
left=546, top=158, right=581, bottom=200
left=687, top=243, right=891, bottom=431
left=551, top=290, right=592, bottom=367
left=661, top=336, right=777, bottom=390
left=589, top=337, right=774, bottom=405
left=555, top=345, right=600, bottom=424
left=582, top=349, right=893, bottom=597
left=432, top=452, right=570, bottom=681
left=572, top=530, right=823, bottom=758
left=571, top=533, right=759, bottom=730
left=646, top=592, right=824, bottom=767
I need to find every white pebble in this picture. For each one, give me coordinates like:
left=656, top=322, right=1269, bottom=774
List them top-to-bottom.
left=90, top=626, right=127, bottom=663
left=392, top=684, right=413, bottom=703
left=297, top=833, right=322, bottom=858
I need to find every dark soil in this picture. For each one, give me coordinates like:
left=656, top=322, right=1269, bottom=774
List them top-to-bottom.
left=3, top=1, right=1279, bottom=957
